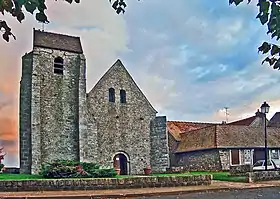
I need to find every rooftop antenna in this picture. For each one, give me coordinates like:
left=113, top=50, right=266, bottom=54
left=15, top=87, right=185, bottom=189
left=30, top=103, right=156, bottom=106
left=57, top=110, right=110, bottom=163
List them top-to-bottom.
left=42, top=22, right=45, bottom=32
left=224, top=107, right=229, bottom=123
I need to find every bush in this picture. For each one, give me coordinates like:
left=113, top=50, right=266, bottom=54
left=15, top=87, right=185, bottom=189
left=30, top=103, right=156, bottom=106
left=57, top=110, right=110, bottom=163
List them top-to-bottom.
left=40, top=160, right=117, bottom=179
left=0, top=164, right=4, bottom=172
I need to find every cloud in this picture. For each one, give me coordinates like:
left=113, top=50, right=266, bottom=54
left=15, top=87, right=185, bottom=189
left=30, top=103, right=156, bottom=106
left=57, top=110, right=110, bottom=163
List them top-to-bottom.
left=0, top=0, right=129, bottom=166
left=0, top=0, right=279, bottom=167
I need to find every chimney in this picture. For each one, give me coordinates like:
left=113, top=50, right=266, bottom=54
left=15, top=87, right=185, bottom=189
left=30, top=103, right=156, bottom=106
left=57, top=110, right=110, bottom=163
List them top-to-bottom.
left=255, top=109, right=264, bottom=117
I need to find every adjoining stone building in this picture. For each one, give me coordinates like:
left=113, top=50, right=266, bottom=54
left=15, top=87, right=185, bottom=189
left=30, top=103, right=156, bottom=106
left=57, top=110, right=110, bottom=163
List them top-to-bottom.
left=20, top=29, right=169, bottom=175
left=168, top=110, right=280, bottom=171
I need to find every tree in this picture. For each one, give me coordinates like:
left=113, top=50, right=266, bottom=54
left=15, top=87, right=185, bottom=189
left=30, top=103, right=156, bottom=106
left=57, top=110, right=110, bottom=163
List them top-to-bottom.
left=1, top=0, right=280, bottom=70
left=230, top=0, right=280, bottom=70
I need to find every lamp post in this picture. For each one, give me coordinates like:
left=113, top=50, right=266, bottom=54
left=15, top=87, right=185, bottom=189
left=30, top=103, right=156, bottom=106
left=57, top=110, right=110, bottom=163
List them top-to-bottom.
left=260, top=101, right=270, bottom=171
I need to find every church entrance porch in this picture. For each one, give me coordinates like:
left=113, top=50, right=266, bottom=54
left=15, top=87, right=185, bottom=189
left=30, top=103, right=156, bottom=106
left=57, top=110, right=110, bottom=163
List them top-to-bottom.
left=113, top=152, right=130, bottom=175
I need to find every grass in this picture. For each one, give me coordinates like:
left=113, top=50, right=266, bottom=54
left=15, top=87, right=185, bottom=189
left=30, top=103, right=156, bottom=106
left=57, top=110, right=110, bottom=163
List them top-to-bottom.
left=152, top=171, right=247, bottom=183
left=190, top=171, right=247, bottom=183
left=0, top=172, right=247, bottom=182
left=0, top=174, right=43, bottom=180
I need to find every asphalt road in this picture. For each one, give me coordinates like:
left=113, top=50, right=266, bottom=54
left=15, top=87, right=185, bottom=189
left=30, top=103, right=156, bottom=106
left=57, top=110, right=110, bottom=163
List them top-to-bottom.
left=137, top=187, right=280, bottom=199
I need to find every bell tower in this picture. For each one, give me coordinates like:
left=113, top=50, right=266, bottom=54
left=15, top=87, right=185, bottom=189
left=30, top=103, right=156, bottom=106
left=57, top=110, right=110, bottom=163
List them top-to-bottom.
left=20, top=29, right=87, bottom=174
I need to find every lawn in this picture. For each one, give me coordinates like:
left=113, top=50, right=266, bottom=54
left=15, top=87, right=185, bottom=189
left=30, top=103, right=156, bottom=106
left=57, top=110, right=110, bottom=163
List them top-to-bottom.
left=152, top=171, right=247, bottom=183
left=190, top=171, right=247, bottom=183
left=0, top=174, right=43, bottom=180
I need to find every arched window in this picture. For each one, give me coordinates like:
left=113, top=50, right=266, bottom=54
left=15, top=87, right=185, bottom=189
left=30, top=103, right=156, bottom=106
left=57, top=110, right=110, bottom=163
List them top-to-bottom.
left=54, top=57, right=64, bottom=75
left=109, top=88, right=115, bottom=102
left=120, top=89, right=126, bottom=103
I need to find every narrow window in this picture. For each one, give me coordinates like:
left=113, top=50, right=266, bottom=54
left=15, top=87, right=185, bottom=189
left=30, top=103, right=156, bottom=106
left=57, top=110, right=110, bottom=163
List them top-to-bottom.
left=54, top=57, right=64, bottom=75
left=109, top=88, right=115, bottom=102
left=120, top=89, right=126, bottom=103
left=231, top=149, right=240, bottom=165
left=243, top=149, right=251, bottom=164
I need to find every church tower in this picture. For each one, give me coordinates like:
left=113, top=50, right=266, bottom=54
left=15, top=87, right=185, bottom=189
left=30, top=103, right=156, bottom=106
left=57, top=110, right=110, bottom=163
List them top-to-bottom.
left=20, top=29, right=87, bottom=174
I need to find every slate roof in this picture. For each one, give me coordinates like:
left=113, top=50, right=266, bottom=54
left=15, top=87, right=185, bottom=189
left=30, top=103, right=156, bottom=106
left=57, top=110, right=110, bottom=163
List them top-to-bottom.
left=33, top=29, right=83, bottom=53
left=268, top=112, right=280, bottom=127
left=167, top=121, right=216, bottom=141
left=176, top=124, right=280, bottom=153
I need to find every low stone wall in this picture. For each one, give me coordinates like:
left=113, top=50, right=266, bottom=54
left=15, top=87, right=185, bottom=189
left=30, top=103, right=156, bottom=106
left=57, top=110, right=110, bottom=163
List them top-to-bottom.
left=229, top=165, right=252, bottom=176
left=247, top=171, right=280, bottom=182
left=0, top=175, right=212, bottom=192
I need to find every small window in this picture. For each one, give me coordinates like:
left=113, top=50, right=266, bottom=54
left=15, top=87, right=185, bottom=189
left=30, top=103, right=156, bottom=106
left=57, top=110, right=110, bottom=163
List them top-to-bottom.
left=54, top=57, right=64, bottom=74
left=109, top=88, right=115, bottom=102
left=120, top=89, right=126, bottom=103
left=231, top=149, right=240, bottom=165
left=243, top=149, right=252, bottom=164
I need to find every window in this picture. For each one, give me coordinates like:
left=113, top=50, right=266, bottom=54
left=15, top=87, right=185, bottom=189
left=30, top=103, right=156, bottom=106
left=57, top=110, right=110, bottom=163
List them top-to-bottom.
left=54, top=57, right=64, bottom=74
left=109, top=88, right=115, bottom=102
left=120, top=89, right=126, bottom=103
left=231, top=149, right=240, bottom=165
left=244, top=149, right=252, bottom=164
left=271, top=149, right=279, bottom=160
left=253, top=160, right=264, bottom=167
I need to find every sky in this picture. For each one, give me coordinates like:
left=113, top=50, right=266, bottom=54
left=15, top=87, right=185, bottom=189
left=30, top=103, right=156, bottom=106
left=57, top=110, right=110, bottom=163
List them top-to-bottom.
left=0, top=0, right=280, bottom=166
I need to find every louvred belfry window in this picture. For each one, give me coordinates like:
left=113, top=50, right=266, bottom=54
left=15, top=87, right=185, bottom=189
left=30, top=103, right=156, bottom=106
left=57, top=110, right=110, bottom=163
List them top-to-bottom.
left=54, top=57, right=64, bottom=75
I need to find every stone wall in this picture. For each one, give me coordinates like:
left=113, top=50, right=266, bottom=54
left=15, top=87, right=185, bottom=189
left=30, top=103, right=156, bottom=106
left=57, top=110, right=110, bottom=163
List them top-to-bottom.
left=20, top=46, right=86, bottom=174
left=20, top=52, right=33, bottom=174
left=87, top=60, right=158, bottom=174
left=150, top=116, right=170, bottom=173
left=177, top=149, right=222, bottom=171
left=229, top=165, right=253, bottom=176
left=248, top=171, right=280, bottom=182
left=0, top=175, right=212, bottom=192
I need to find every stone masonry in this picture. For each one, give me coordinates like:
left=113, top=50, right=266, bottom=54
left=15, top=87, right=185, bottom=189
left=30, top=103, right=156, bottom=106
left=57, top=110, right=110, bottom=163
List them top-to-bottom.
left=20, top=29, right=169, bottom=175
left=86, top=60, right=169, bottom=174
left=150, top=116, right=170, bottom=172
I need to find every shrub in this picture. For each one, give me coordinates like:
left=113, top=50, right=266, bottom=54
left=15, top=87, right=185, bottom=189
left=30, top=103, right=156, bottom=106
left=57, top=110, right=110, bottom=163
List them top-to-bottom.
left=40, top=160, right=117, bottom=179
left=0, top=164, right=4, bottom=172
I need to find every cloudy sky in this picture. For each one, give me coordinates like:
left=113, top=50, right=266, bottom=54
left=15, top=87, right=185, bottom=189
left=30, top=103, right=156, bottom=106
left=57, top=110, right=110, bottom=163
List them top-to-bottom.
left=0, top=0, right=280, bottom=166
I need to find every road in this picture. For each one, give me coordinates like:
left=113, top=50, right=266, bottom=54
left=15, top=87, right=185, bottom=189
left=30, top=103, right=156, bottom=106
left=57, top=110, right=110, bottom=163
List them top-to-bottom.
left=137, top=187, right=280, bottom=199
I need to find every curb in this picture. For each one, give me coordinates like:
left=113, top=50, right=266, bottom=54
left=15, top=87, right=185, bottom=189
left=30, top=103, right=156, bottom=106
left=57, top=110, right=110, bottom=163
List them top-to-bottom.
left=0, top=185, right=278, bottom=199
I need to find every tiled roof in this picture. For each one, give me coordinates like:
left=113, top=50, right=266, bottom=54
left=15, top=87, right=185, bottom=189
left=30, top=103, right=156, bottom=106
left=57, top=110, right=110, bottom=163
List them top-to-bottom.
left=33, top=29, right=83, bottom=53
left=268, top=112, right=280, bottom=127
left=227, top=116, right=257, bottom=126
left=167, top=121, right=215, bottom=141
left=176, top=124, right=280, bottom=153
left=176, top=125, right=216, bottom=152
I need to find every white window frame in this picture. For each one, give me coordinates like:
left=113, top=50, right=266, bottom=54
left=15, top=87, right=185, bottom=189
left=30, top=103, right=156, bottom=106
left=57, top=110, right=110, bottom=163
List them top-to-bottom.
left=230, top=149, right=241, bottom=166
left=243, top=149, right=252, bottom=165
left=270, top=149, right=280, bottom=160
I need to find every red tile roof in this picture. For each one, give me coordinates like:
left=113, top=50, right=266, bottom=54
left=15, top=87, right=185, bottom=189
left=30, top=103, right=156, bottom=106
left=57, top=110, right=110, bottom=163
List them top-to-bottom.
left=227, top=116, right=257, bottom=126
left=167, top=121, right=215, bottom=141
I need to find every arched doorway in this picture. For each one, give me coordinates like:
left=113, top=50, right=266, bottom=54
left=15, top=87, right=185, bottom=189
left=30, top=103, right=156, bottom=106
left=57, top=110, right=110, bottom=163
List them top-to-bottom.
left=113, top=152, right=129, bottom=175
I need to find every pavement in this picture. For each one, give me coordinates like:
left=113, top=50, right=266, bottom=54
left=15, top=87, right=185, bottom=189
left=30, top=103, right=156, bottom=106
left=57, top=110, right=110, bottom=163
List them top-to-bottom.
left=0, top=181, right=279, bottom=199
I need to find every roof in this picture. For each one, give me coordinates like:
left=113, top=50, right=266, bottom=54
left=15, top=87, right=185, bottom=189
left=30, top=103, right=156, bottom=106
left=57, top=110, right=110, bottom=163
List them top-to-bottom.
left=33, top=29, right=83, bottom=53
left=268, top=112, right=280, bottom=127
left=227, top=116, right=257, bottom=126
left=167, top=121, right=216, bottom=141
left=176, top=124, right=280, bottom=153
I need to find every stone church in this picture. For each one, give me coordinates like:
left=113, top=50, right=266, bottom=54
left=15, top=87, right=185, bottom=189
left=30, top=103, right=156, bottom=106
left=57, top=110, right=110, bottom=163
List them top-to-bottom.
left=20, top=29, right=169, bottom=175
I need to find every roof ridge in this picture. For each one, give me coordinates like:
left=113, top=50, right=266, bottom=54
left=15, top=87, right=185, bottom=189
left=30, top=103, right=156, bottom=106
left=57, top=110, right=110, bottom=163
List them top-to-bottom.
left=34, top=28, right=80, bottom=38
left=168, top=120, right=217, bottom=124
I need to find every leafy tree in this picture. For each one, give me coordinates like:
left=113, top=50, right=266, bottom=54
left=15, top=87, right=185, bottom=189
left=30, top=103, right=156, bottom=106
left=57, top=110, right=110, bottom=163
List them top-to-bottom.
left=1, top=0, right=280, bottom=70
left=230, top=0, right=280, bottom=70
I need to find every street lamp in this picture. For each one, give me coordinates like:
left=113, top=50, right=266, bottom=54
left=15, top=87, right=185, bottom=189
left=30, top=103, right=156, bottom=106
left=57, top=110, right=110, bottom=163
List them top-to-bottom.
left=260, top=101, right=270, bottom=171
